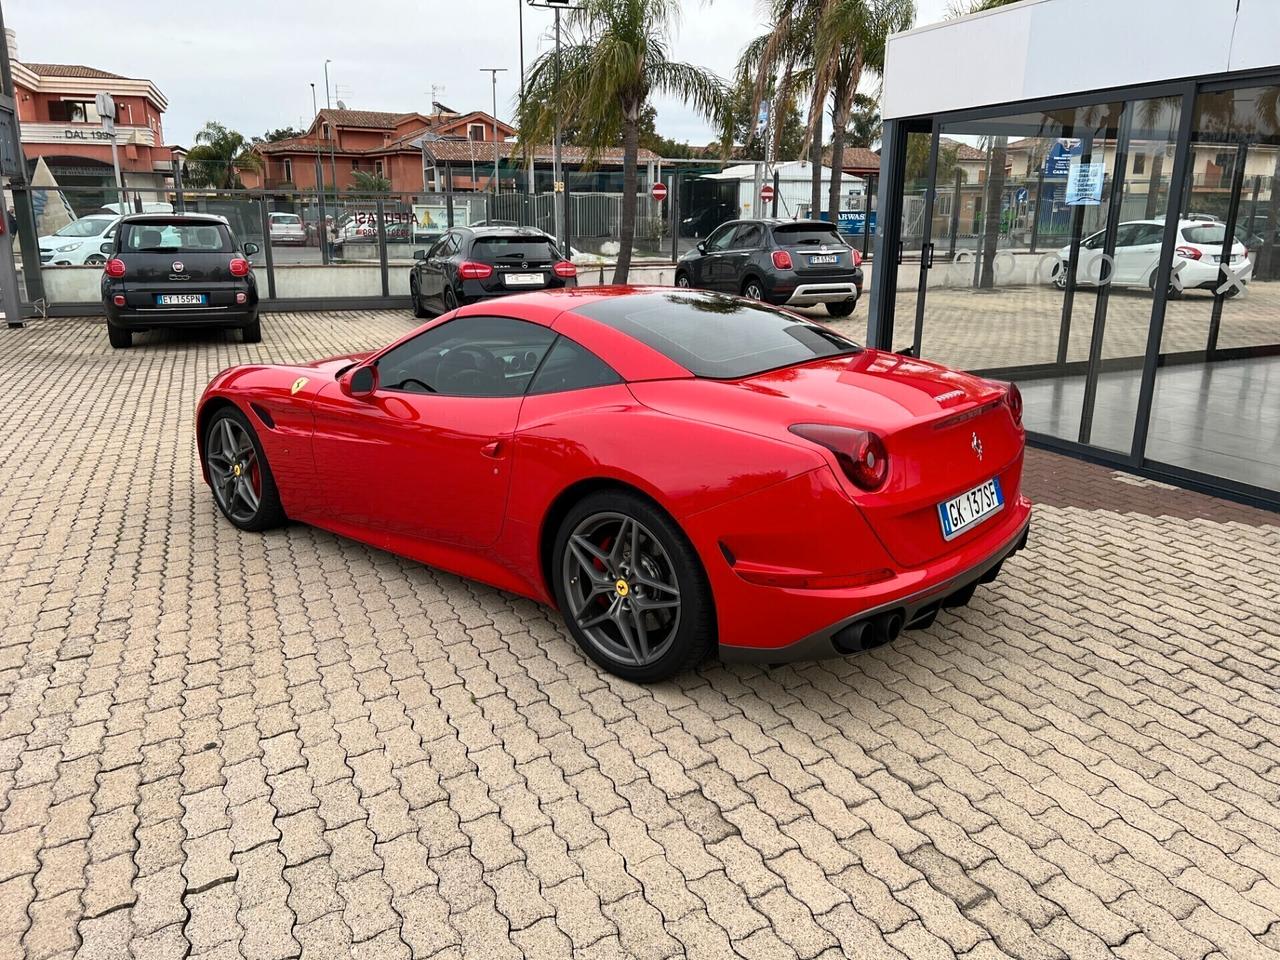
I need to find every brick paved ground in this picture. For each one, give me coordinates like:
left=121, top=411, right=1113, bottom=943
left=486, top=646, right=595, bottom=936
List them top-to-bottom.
left=1, top=311, right=1278, bottom=960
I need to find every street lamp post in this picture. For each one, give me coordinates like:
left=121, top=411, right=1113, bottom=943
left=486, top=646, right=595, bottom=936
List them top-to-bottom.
left=519, top=0, right=532, bottom=194
left=529, top=0, right=573, bottom=252
left=324, top=59, right=337, bottom=198
left=480, top=68, right=508, bottom=196
left=311, top=82, right=329, bottom=265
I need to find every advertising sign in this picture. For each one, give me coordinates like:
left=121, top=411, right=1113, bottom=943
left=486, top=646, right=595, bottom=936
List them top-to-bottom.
left=1045, top=138, right=1082, bottom=178
left=1065, top=161, right=1105, bottom=206
left=412, top=203, right=467, bottom=236
left=835, top=210, right=877, bottom=235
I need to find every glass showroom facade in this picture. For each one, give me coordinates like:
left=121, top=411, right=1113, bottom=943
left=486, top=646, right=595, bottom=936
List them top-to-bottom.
left=869, top=74, right=1280, bottom=508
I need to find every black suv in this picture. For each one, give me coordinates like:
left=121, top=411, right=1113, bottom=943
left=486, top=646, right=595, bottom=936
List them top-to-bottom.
left=101, top=213, right=261, bottom=349
left=675, top=219, right=863, bottom=317
left=410, top=226, right=577, bottom=318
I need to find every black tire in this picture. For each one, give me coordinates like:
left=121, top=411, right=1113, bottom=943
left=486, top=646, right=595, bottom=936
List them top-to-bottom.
left=674, top=271, right=693, bottom=289
left=411, top=277, right=429, bottom=318
left=742, top=277, right=765, bottom=300
left=443, top=286, right=459, bottom=312
left=826, top=298, right=857, bottom=318
left=241, top=316, right=262, bottom=343
left=107, top=323, right=131, bottom=349
left=203, top=405, right=287, bottom=532
left=552, top=490, right=714, bottom=683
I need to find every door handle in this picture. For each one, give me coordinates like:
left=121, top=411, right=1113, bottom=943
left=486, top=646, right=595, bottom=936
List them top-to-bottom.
left=924, top=242, right=936, bottom=269
left=480, top=440, right=505, bottom=459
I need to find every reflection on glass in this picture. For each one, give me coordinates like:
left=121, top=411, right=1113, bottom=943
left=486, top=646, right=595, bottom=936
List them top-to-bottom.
left=1149, top=85, right=1280, bottom=492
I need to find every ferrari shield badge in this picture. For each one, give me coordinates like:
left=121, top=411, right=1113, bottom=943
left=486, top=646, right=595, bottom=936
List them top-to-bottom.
left=290, top=377, right=309, bottom=396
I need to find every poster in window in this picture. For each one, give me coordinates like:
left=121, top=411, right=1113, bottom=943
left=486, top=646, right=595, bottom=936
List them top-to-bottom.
left=1066, top=161, right=1105, bottom=206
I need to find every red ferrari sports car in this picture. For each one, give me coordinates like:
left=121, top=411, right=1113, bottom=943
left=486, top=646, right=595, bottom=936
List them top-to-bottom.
left=197, top=287, right=1031, bottom=681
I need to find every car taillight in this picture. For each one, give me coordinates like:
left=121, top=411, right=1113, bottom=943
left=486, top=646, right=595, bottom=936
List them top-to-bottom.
left=1175, top=245, right=1202, bottom=261
left=851, top=248, right=863, bottom=267
left=772, top=250, right=793, bottom=270
left=105, top=258, right=126, bottom=277
left=229, top=258, right=250, bottom=277
left=553, top=260, right=576, bottom=279
left=459, top=261, right=493, bottom=280
left=112, top=294, right=126, bottom=307
left=1006, top=382, right=1023, bottom=426
left=789, top=423, right=888, bottom=492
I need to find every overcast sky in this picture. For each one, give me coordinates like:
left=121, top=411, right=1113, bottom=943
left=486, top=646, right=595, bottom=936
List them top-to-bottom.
left=9, top=0, right=953, bottom=147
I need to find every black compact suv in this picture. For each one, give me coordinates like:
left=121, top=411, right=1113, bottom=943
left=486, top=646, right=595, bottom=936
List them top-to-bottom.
left=101, top=213, right=261, bottom=349
left=675, top=218, right=864, bottom=317
left=409, top=226, right=577, bottom=317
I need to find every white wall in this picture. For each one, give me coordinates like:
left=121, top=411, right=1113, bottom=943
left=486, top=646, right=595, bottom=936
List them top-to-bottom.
left=883, top=0, right=1280, bottom=120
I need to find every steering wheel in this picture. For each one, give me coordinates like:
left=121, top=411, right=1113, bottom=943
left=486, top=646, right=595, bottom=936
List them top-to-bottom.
left=436, top=346, right=503, bottom=393
left=394, top=377, right=435, bottom=393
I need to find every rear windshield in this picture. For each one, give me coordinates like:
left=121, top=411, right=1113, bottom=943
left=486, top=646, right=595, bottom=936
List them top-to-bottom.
left=271, top=214, right=301, bottom=224
left=121, top=221, right=233, bottom=253
left=772, top=223, right=845, bottom=246
left=1181, top=224, right=1248, bottom=245
left=471, top=236, right=560, bottom=261
left=573, top=291, right=860, bottom=379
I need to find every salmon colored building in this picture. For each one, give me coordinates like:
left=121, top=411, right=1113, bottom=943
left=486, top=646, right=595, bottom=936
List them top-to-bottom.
left=12, top=34, right=175, bottom=203
left=242, top=107, right=519, bottom=193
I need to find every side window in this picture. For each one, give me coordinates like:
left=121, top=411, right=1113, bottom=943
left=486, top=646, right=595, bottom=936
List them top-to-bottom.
left=733, top=223, right=764, bottom=249
left=1135, top=223, right=1166, bottom=245
left=705, top=224, right=737, bottom=252
left=1112, top=224, right=1139, bottom=248
left=1082, top=231, right=1106, bottom=250
left=426, top=234, right=450, bottom=259
left=376, top=316, right=556, bottom=398
left=528, top=336, right=621, bottom=395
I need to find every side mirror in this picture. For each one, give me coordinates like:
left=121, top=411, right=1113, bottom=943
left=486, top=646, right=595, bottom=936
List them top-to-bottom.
left=100, top=241, right=113, bottom=254
left=243, top=241, right=260, bottom=256
left=696, top=241, right=706, bottom=254
left=413, top=249, right=427, bottom=261
left=895, top=345, right=917, bottom=357
left=341, top=364, right=378, bottom=399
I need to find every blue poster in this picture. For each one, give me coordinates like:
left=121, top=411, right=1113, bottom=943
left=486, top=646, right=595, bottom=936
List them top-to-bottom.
left=1044, top=139, right=1082, bottom=178
left=1065, top=162, right=1105, bottom=206
left=834, top=211, right=876, bottom=234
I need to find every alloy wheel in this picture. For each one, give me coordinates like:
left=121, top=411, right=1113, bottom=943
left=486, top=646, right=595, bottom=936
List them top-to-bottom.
left=675, top=273, right=691, bottom=288
left=744, top=282, right=763, bottom=300
left=206, top=416, right=262, bottom=524
left=561, top=511, right=682, bottom=668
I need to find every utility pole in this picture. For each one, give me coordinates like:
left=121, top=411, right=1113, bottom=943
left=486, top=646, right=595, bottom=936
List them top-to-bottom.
left=518, top=1, right=533, bottom=195
left=528, top=1, right=572, bottom=251
left=324, top=59, right=337, bottom=196
left=480, top=68, right=507, bottom=195
left=311, top=82, right=329, bottom=265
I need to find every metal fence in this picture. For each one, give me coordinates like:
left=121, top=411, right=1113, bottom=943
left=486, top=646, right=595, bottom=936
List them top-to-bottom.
left=16, top=184, right=679, bottom=315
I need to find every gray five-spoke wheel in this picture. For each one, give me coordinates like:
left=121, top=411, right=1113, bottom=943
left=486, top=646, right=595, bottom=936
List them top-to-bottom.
left=744, top=281, right=763, bottom=300
left=206, top=416, right=262, bottom=524
left=561, top=511, right=682, bottom=669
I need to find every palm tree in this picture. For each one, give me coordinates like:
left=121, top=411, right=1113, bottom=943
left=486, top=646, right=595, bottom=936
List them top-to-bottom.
left=518, top=0, right=727, bottom=283
left=743, top=0, right=914, bottom=222
left=185, top=121, right=261, bottom=189
left=350, top=170, right=392, bottom=193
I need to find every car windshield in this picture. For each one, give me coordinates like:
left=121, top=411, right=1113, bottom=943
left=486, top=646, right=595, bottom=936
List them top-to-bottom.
left=272, top=215, right=301, bottom=224
left=54, top=218, right=112, bottom=238
left=121, top=221, right=234, bottom=253
left=773, top=224, right=845, bottom=246
left=1182, top=224, right=1249, bottom=245
left=471, top=236, right=560, bottom=261
left=573, top=290, right=861, bottom=379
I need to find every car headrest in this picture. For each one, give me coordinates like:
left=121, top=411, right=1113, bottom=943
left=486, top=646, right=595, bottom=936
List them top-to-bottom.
left=137, top=228, right=162, bottom=248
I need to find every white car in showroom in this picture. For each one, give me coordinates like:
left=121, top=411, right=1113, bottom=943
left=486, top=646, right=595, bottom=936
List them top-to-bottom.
left=268, top=212, right=306, bottom=246
left=38, top=214, right=120, bottom=266
left=1056, top=218, right=1252, bottom=297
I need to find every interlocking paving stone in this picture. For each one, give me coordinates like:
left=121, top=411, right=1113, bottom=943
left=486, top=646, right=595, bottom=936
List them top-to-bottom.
left=0, top=311, right=1277, bottom=958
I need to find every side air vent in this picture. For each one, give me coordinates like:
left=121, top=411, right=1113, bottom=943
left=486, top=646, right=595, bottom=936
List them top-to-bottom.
left=250, top=403, right=276, bottom=429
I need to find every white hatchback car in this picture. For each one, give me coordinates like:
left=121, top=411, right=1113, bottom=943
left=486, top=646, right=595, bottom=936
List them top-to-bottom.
left=268, top=212, right=306, bottom=246
left=38, top=215, right=120, bottom=266
left=1056, top=218, right=1252, bottom=297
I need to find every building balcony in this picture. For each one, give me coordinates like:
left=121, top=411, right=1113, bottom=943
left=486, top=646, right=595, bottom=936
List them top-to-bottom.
left=20, top=121, right=158, bottom=148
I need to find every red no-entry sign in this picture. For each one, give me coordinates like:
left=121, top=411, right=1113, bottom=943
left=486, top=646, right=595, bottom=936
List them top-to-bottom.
left=650, top=182, right=668, bottom=202
left=761, top=184, right=775, bottom=203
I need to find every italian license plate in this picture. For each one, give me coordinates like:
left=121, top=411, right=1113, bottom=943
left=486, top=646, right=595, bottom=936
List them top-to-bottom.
left=809, top=254, right=839, bottom=265
left=504, top=272, right=544, bottom=286
left=155, top=293, right=207, bottom=306
left=938, top=477, right=1004, bottom=540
